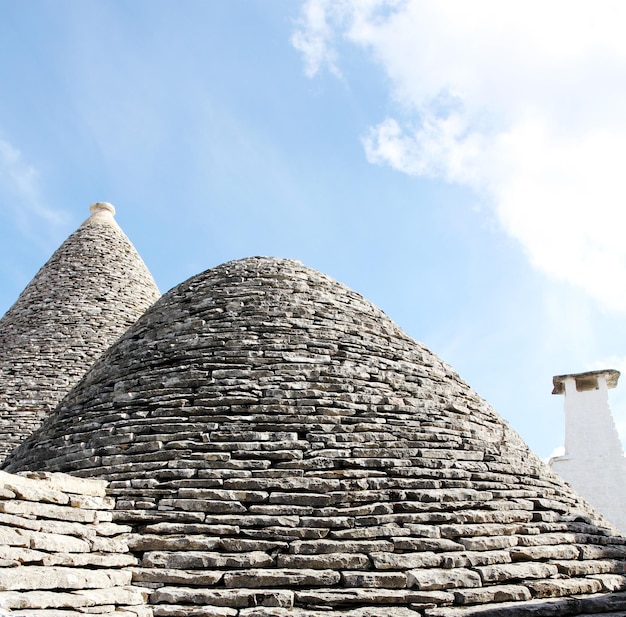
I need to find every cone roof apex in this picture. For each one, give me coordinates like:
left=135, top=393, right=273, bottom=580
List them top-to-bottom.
left=89, top=202, right=116, bottom=217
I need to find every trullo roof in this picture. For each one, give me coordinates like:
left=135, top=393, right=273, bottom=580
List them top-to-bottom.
left=0, top=203, right=160, bottom=461
left=6, top=257, right=626, bottom=616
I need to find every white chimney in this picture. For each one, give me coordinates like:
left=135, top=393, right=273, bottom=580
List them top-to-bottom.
left=550, top=369, right=626, bottom=531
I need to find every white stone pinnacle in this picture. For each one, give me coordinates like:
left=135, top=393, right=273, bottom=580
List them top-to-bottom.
left=89, top=202, right=116, bottom=217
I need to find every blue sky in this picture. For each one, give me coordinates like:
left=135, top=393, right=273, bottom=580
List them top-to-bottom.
left=2, top=0, right=626, bottom=459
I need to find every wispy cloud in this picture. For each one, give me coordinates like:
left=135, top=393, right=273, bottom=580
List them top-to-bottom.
left=291, top=0, right=347, bottom=78
left=293, top=0, right=626, bottom=311
left=0, top=138, right=70, bottom=245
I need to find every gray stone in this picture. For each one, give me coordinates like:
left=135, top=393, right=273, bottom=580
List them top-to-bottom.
left=0, top=500, right=97, bottom=523
left=27, top=530, right=91, bottom=553
left=128, top=534, right=221, bottom=551
left=459, top=536, right=518, bottom=551
left=393, top=538, right=465, bottom=551
left=291, top=539, right=393, bottom=555
left=509, top=545, right=580, bottom=561
left=142, top=550, right=274, bottom=569
left=371, top=551, right=443, bottom=569
left=42, top=552, right=137, bottom=567
left=277, top=553, right=370, bottom=569
left=551, top=559, right=621, bottom=577
left=476, top=562, right=559, bottom=584
left=0, top=566, right=132, bottom=590
left=130, top=567, right=223, bottom=586
left=223, top=568, right=341, bottom=588
left=407, top=568, right=482, bottom=590
left=342, top=571, right=407, bottom=588
left=590, top=573, right=626, bottom=591
left=526, top=577, right=602, bottom=598
left=453, top=584, right=532, bottom=605
left=151, top=586, right=293, bottom=608
left=294, top=588, right=454, bottom=607
left=152, top=606, right=237, bottom=616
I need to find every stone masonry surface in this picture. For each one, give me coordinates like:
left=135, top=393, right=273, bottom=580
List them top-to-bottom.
left=0, top=204, right=160, bottom=461
left=5, top=257, right=626, bottom=615
left=0, top=469, right=151, bottom=615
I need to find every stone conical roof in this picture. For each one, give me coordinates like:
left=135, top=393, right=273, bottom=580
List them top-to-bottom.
left=0, top=203, right=160, bottom=460
left=5, top=257, right=626, bottom=616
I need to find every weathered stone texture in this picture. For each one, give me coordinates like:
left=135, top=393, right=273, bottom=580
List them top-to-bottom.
left=0, top=203, right=160, bottom=460
left=4, top=256, right=626, bottom=615
left=0, top=469, right=150, bottom=614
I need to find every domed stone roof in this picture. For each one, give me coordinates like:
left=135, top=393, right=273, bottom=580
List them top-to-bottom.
left=0, top=203, right=160, bottom=460
left=5, top=257, right=626, bottom=615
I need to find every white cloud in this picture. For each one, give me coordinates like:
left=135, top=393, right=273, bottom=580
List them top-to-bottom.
left=291, top=0, right=346, bottom=78
left=294, top=0, right=626, bottom=311
left=0, top=138, right=69, bottom=244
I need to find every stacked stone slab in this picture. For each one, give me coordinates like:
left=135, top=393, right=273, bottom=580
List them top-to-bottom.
left=0, top=203, right=160, bottom=461
left=5, top=257, right=626, bottom=616
left=0, top=470, right=151, bottom=615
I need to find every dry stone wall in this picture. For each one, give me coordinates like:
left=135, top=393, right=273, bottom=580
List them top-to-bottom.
left=0, top=204, right=160, bottom=461
left=6, top=257, right=626, bottom=615
left=0, top=470, right=151, bottom=616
